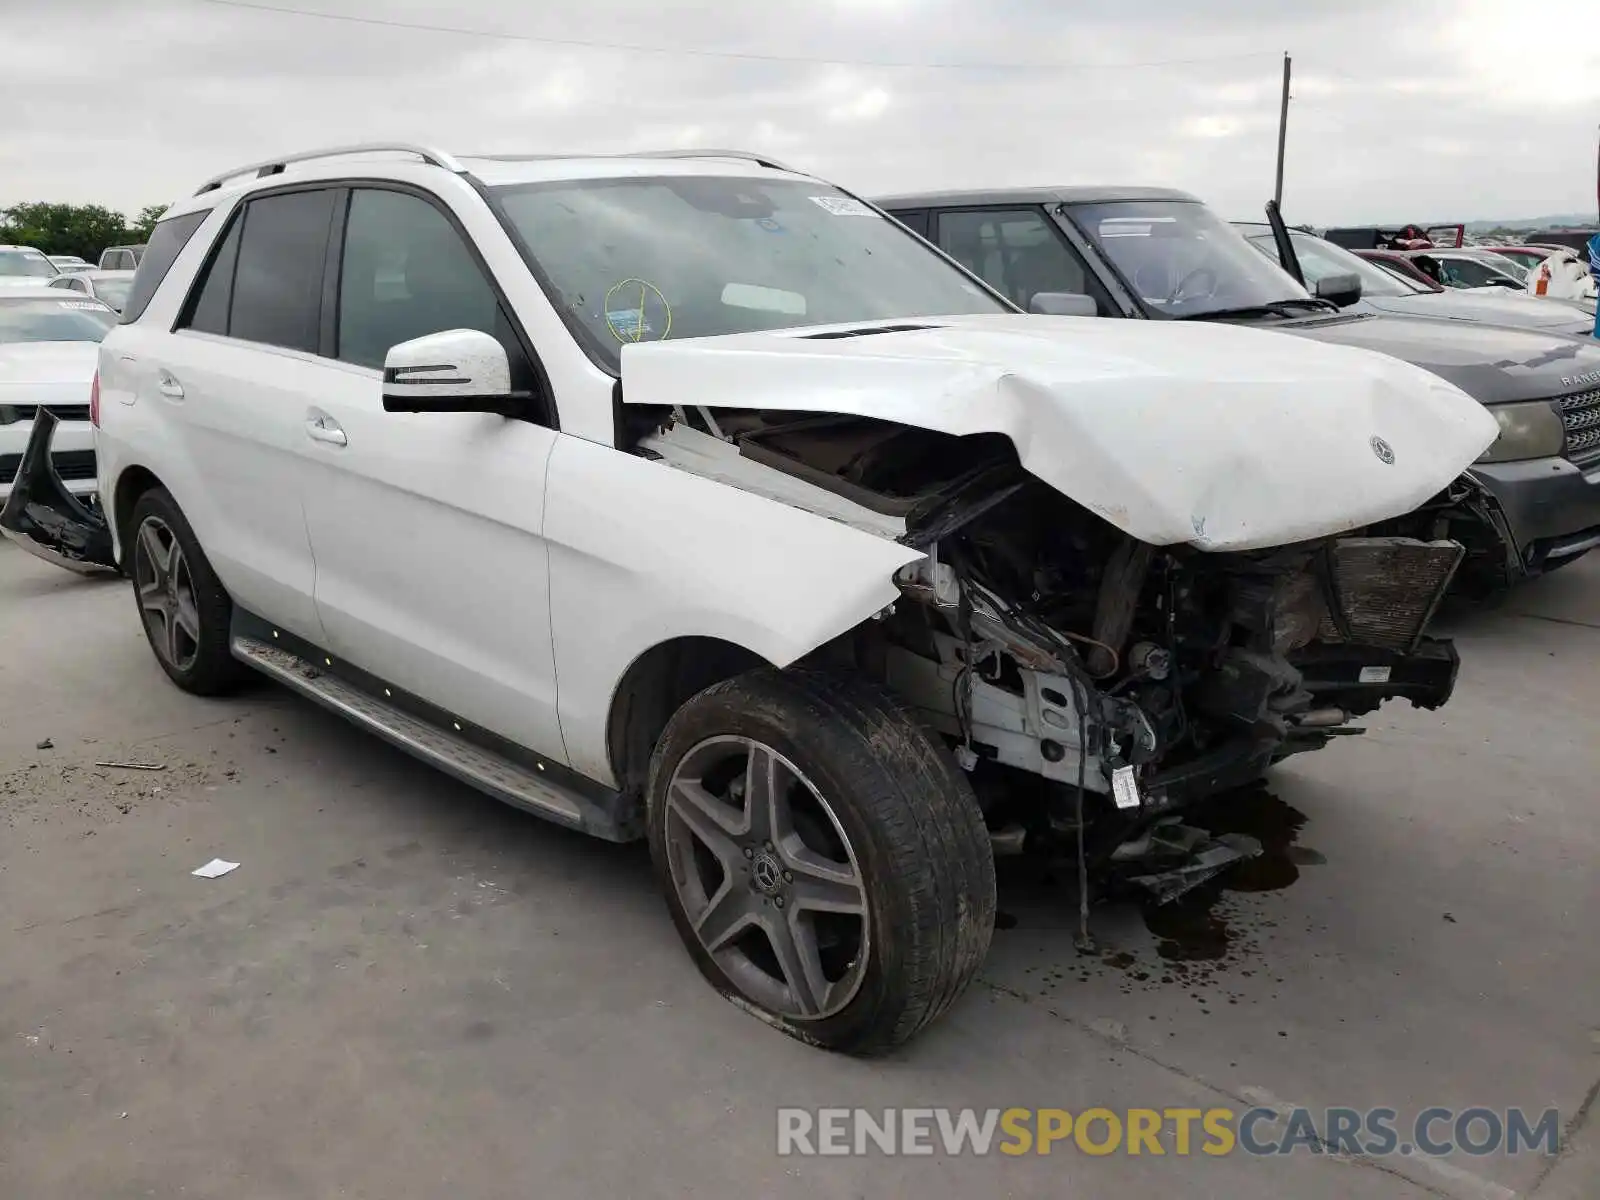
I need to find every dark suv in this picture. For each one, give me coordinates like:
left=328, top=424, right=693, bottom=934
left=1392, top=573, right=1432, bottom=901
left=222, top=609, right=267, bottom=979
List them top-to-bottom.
left=877, top=186, right=1600, bottom=593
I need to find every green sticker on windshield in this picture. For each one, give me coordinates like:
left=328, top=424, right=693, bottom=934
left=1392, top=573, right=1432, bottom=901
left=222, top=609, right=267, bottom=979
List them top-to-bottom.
left=603, top=279, right=673, bottom=344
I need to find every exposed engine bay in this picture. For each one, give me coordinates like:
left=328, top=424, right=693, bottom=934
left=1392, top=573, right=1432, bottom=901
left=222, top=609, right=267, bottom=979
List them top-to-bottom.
left=640, top=407, right=1464, bottom=894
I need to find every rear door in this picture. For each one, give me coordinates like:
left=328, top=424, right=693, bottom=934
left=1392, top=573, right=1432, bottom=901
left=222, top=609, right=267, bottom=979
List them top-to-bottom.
left=160, top=186, right=337, bottom=640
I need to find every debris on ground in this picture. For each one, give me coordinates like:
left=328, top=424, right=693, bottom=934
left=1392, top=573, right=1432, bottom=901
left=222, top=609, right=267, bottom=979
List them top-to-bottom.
left=35, top=738, right=53, bottom=750
left=94, top=761, right=167, bottom=771
left=1122, top=826, right=1265, bottom=905
left=191, top=858, right=241, bottom=879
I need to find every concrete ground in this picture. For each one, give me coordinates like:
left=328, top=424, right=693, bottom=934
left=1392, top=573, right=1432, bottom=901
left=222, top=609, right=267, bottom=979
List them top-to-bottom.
left=2, top=539, right=1596, bottom=1200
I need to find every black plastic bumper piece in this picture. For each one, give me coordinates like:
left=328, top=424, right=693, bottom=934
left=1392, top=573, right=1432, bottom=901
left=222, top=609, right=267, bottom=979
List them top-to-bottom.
left=0, top=408, right=117, bottom=574
left=1290, top=636, right=1460, bottom=717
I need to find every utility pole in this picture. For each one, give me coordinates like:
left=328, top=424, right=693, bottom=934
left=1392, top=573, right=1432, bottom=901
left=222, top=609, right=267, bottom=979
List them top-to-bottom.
left=1274, top=52, right=1292, bottom=208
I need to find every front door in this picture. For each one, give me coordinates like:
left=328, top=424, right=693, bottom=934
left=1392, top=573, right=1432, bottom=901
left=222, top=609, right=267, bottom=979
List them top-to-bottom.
left=297, top=185, right=568, bottom=765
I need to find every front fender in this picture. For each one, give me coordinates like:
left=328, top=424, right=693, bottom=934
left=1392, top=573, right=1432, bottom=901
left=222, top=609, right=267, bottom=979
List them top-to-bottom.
left=0, top=409, right=117, bottom=574
left=543, top=433, right=925, bottom=785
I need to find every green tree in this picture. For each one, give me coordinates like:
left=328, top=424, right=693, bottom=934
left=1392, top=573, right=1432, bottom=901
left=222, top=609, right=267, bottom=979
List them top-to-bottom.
left=0, top=202, right=131, bottom=262
left=128, top=203, right=169, bottom=242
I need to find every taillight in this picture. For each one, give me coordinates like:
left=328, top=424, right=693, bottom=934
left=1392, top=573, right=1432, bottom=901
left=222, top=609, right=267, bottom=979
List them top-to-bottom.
left=89, top=370, right=100, bottom=428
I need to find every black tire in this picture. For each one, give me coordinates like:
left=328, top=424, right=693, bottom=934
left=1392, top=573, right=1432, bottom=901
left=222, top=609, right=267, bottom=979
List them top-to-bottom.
left=127, top=487, right=246, bottom=695
left=646, top=668, right=996, bottom=1055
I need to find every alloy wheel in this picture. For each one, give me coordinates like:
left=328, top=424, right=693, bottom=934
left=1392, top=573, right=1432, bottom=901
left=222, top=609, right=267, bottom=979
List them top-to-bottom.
left=133, top=516, right=201, bottom=672
left=662, top=735, right=870, bottom=1020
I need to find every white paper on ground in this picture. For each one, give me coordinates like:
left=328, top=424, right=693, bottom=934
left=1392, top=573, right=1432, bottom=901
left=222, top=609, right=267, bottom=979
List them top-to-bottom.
left=191, top=858, right=240, bottom=879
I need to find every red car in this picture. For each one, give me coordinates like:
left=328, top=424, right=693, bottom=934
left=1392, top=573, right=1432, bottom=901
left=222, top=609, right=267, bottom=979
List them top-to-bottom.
left=1352, top=248, right=1444, bottom=289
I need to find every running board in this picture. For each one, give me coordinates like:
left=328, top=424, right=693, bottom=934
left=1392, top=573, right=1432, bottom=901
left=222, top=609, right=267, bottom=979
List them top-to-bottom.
left=231, top=635, right=633, bottom=840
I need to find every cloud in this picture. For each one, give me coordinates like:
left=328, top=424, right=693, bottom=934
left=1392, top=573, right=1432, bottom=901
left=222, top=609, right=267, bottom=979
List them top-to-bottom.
left=0, top=0, right=1596, bottom=226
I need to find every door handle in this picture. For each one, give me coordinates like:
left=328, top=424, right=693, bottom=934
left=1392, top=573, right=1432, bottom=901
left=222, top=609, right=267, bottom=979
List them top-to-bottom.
left=156, top=370, right=184, bottom=399
left=305, top=415, right=348, bottom=447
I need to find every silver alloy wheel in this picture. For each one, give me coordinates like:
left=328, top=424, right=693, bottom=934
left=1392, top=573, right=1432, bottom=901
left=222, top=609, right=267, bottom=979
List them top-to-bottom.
left=133, top=516, right=201, bottom=672
left=663, top=735, right=870, bottom=1020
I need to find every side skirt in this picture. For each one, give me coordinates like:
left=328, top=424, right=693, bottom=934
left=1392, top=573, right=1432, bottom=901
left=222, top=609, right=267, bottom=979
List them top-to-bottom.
left=229, top=609, right=642, bottom=842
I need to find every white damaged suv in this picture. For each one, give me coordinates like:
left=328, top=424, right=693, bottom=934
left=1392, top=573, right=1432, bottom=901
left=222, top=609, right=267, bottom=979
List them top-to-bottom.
left=1, top=145, right=1498, bottom=1053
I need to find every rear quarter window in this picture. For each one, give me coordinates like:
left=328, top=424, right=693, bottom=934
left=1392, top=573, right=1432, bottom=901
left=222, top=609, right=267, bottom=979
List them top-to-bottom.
left=119, top=212, right=210, bottom=324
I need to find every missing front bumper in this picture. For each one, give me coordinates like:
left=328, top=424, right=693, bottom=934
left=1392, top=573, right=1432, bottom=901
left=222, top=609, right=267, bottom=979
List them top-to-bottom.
left=0, top=408, right=116, bottom=574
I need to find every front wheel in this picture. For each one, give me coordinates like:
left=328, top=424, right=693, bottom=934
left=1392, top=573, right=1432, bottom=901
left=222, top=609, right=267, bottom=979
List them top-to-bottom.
left=647, top=669, right=996, bottom=1055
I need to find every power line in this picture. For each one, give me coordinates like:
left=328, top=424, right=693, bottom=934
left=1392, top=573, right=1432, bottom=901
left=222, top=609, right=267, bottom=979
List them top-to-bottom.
left=198, top=0, right=1282, bottom=73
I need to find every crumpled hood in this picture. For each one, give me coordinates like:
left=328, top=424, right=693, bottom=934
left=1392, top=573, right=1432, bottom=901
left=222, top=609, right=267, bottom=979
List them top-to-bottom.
left=1361, top=290, right=1597, bottom=336
left=1276, top=312, right=1600, bottom=405
left=621, top=313, right=1498, bottom=551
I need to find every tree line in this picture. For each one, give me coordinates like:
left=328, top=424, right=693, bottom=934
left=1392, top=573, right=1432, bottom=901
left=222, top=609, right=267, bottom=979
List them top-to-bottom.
left=0, top=202, right=171, bottom=262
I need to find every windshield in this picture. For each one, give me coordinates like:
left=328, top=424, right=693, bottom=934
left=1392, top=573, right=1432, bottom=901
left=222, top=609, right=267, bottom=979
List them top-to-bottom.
left=491, top=176, right=1007, bottom=370
left=1065, top=200, right=1310, bottom=317
left=1238, top=225, right=1419, bottom=297
left=0, top=250, right=60, bottom=279
left=1494, top=250, right=1547, bottom=270
left=1466, top=252, right=1527, bottom=279
left=1436, top=254, right=1522, bottom=288
left=92, top=276, right=133, bottom=309
left=0, top=297, right=117, bottom=343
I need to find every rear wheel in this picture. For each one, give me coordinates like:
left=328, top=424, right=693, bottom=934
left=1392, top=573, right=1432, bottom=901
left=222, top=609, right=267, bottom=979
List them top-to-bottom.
left=128, top=488, right=244, bottom=695
left=647, top=669, right=995, bottom=1055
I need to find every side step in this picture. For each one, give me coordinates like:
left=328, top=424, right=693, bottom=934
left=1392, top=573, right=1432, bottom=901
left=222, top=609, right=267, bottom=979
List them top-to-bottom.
left=231, top=636, right=630, bottom=840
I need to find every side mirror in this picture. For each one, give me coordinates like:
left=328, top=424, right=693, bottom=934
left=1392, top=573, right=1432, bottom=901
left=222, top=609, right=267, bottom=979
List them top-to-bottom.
left=1313, top=272, right=1363, bottom=308
left=1028, top=291, right=1099, bottom=317
left=381, top=329, right=516, bottom=413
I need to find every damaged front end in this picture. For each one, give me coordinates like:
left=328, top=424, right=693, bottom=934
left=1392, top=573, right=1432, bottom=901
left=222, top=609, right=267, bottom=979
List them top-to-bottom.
left=0, top=408, right=116, bottom=573
left=643, top=408, right=1465, bottom=902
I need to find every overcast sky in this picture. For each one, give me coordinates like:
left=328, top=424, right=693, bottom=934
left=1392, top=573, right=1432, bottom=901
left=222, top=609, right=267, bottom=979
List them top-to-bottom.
left=4, top=0, right=1598, bottom=225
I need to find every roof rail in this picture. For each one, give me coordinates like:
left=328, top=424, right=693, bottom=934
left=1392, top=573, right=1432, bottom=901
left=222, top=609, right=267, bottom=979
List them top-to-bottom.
left=193, top=143, right=465, bottom=196
left=627, top=148, right=805, bottom=174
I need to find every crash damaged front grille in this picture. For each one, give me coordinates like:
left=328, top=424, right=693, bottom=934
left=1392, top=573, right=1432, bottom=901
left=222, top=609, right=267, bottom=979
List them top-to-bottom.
left=1557, top=388, right=1600, bottom=467
left=1316, top=538, right=1463, bottom=653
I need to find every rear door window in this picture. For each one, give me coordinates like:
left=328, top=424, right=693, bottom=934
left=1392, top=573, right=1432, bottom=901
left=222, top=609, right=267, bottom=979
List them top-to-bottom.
left=227, top=189, right=337, bottom=353
left=119, top=212, right=209, bottom=323
left=180, top=213, right=244, bottom=336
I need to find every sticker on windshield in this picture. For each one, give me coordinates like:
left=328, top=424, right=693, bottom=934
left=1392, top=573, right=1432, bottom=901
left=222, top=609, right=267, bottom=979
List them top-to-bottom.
left=809, top=195, right=878, bottom=218
left=603, top=278, right=673, bottom=344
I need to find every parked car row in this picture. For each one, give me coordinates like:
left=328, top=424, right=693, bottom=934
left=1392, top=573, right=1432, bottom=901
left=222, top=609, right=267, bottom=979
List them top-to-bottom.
left=0, top=144, right=1591, bottom=1055
left=0, top=244, right=147, bottom=284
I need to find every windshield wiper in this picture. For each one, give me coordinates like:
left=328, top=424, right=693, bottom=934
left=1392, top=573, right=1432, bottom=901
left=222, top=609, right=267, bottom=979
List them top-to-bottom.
left=1181, top=298, right=1339, bottom=321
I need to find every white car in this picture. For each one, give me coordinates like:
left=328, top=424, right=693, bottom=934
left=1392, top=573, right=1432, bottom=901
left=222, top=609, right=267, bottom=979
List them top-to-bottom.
left=0, top=144, right=1497, bottom=1053
left=0, top=245, right=62, bottom=288
left=47, top=269, right=137, bottom=313
left=0, top=288, right=113, bottom=512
